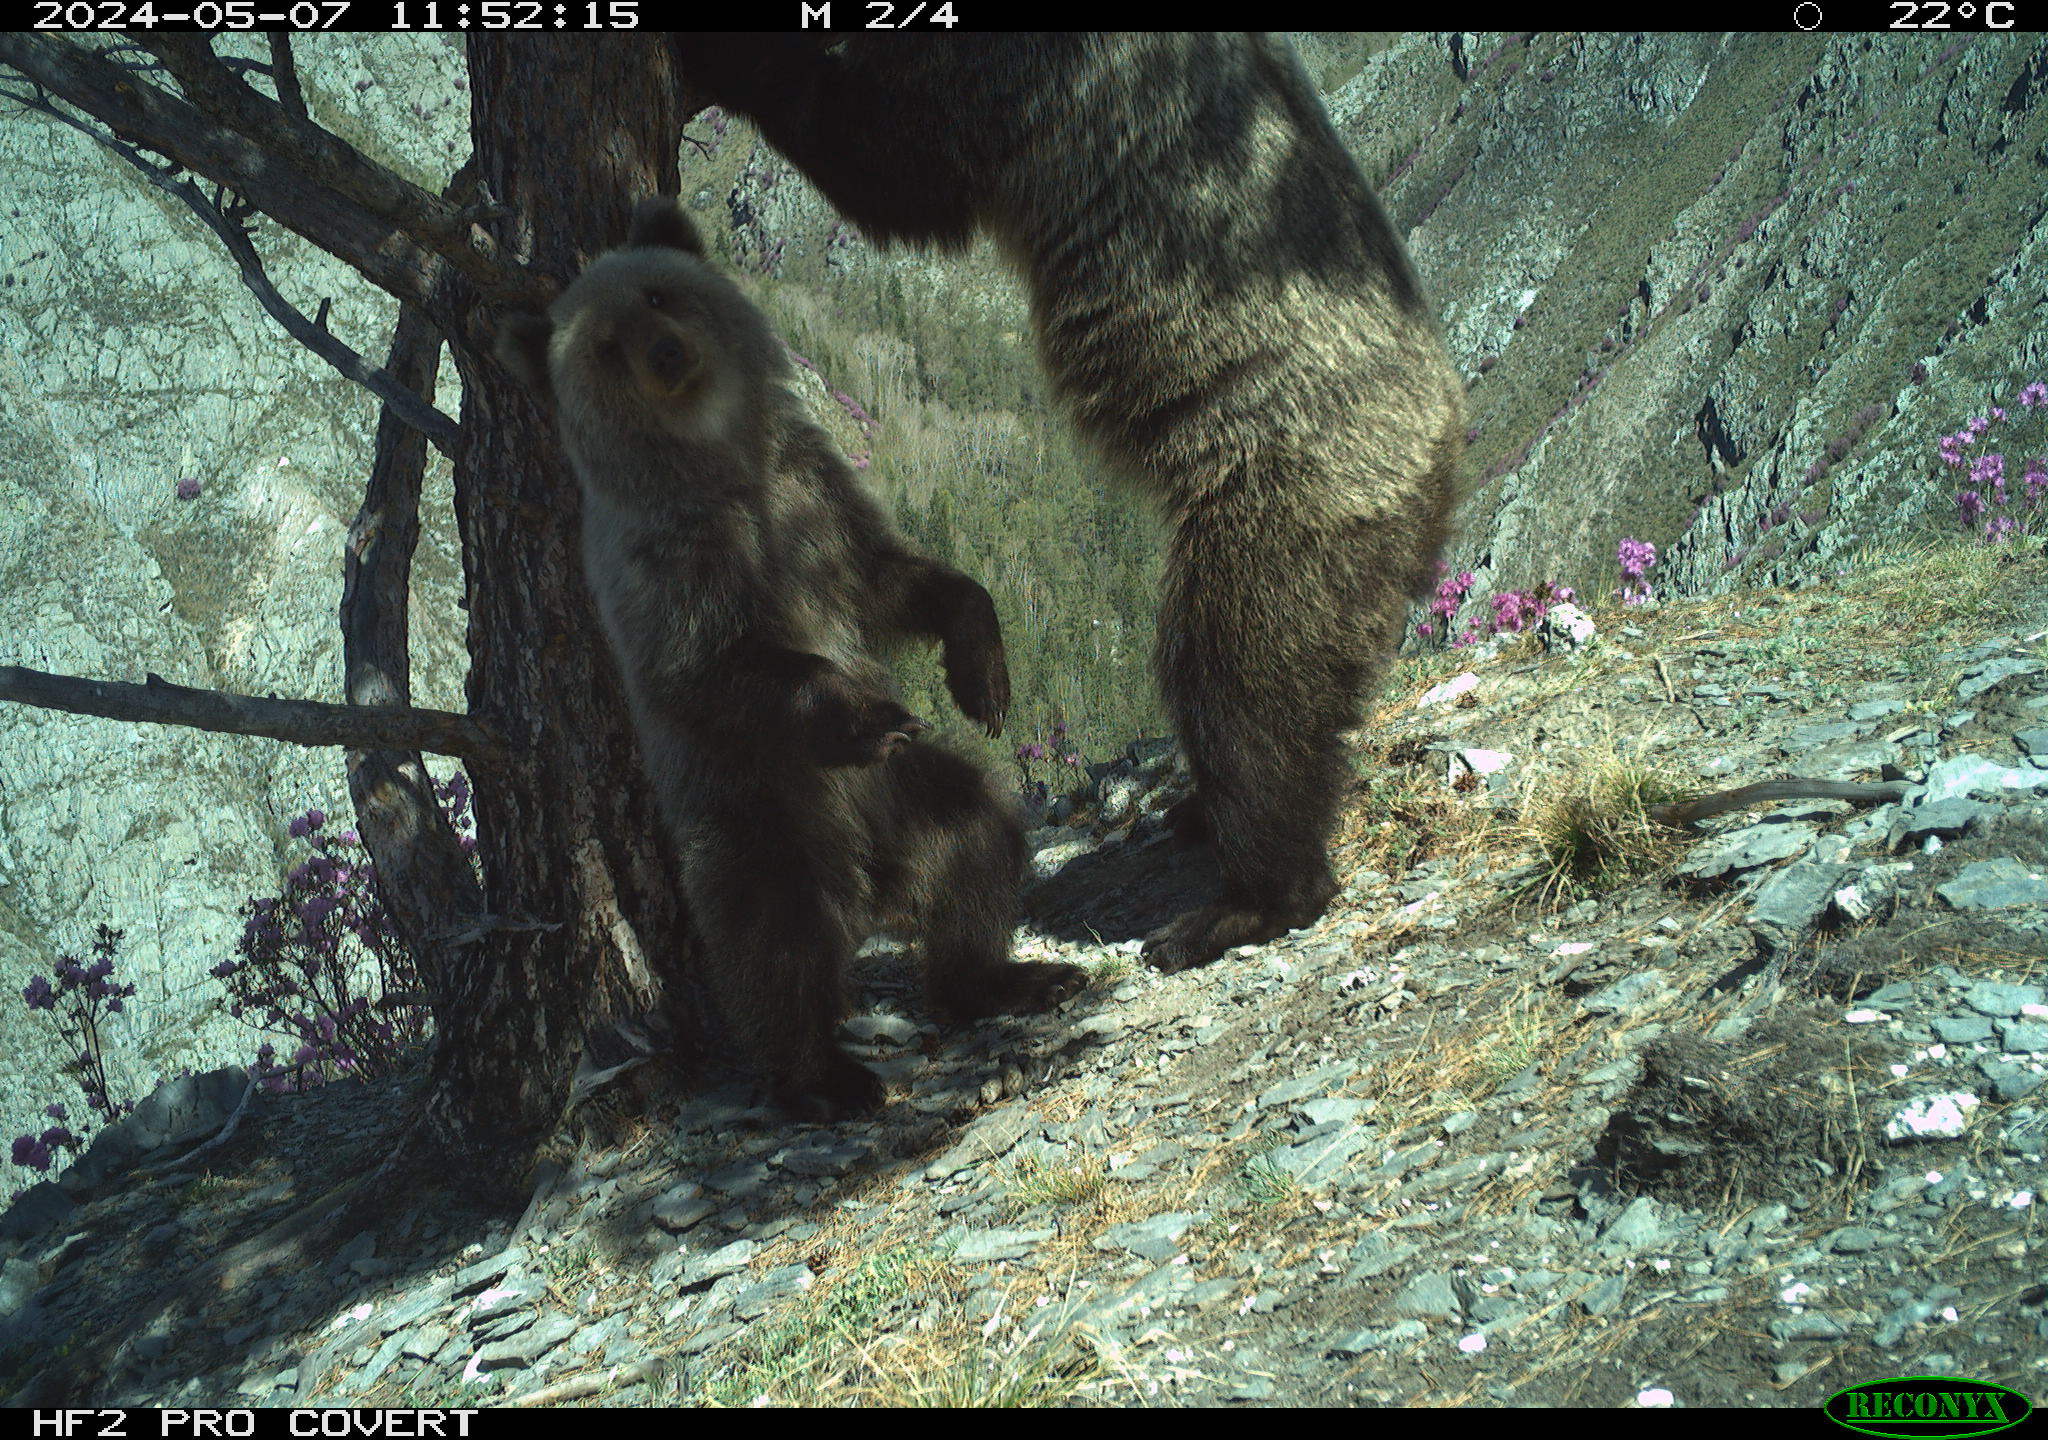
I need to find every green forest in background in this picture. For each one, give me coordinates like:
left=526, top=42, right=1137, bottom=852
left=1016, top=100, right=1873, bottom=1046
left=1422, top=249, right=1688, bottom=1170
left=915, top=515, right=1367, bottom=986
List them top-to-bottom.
left=713, top=173, right=1171, bottom=800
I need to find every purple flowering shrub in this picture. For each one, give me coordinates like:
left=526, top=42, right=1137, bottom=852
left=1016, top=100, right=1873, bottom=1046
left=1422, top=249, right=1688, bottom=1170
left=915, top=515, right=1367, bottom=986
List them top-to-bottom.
left=1944, top=381, right=2047, bottom=544
left=1616, top=537, right=1657, bottom=605
left=1416, top=561, right=1578, bottom=649
left=1014, top=720, right=1085, bottom=810
left=212, top=774, right=473, bottom=1094
left=10, top=923, right=138, bottom=1174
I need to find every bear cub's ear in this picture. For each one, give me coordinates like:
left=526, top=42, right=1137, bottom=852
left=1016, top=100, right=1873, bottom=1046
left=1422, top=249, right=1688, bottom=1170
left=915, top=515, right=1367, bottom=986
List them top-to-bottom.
left=627, top=196, right=705, bottom=257
left=496, top=312, right=556, bottom=402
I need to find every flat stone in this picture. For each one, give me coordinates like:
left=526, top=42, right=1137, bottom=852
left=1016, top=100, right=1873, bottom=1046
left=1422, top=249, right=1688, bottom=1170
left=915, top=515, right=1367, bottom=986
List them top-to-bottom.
left=1957, top=656, right=2042, bottom=700
left=1847, top=699, right=1906, bottom=721
left=1781, top=720, right=1867, bottom=751
left=2014, top=727, right=2048, bottom=758
left=1803, top=740, right=1900, bottom=780
left=1918, top=754, right=2048, bottom=803
left=1890, top=799, right=1986, bottom=847
left=1679, top=823, right=1815, bottom=879
left=1936, top=860, right=2048, bottom=911
left=1749, top=862, right=1848, bottom=945
left=1580, top=970, right=1674, bottom=1015
left=1963, top=982, right=2044, bottom=1017
left=1931, top=1015, right=1994, bottom=1044
left=1998, top=1020, right=2048, bottom=1053
left=1255, top=1062, right=1358, bottom=1111
left=1979, top=1062, right=2045, bottom=1101
left=926, top=1105, right=1036, bottom=1180
left=1272, top=1124, right=1374, bottom=1187
left=651, top=1183, right=715, bottom=1233
left=1093, top=1211, right=1207, bottom=1262
left=954, top=1226, right=1053, bottom=1264
left=680, top=1238, right=757, bottom=1289
left=453, top=1245, right=526, bottom=1295
left=733, top=1264, right=814, bottom=1319
left=1384, top=1270, right=1464, bottom=1322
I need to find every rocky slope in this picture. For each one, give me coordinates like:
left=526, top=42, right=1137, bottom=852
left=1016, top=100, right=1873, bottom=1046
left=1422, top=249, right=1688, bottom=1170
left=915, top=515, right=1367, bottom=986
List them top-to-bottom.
left=3, top=551, right=2044, bottom=1407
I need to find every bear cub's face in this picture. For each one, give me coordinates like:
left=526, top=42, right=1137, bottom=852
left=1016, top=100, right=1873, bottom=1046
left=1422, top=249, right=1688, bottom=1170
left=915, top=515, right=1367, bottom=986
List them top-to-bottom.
left=497, top=199, right=774, bottom=443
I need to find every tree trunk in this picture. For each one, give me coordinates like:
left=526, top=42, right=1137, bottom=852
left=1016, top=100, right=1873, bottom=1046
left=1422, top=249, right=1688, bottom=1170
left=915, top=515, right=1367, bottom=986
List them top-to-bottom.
left=409, top=37, right=699, bottom=1158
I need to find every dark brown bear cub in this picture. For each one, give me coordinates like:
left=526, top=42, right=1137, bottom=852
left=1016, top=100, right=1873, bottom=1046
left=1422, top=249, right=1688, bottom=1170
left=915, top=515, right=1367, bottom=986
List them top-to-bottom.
left=498, top=198, right=1083, bottom=1119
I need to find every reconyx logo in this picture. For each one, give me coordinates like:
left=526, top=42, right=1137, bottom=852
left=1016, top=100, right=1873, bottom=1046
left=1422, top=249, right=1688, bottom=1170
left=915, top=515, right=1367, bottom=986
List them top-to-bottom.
left=1825, top=1376, right=2033, bottom=1439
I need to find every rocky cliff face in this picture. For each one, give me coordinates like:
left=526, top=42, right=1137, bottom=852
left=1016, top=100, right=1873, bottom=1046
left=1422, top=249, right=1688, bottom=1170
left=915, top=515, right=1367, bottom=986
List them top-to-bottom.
left=3, top=32, right=2043, bottom=1170
left=1352, top=32, right=2048, bottom=600
left=0, top=37, right=475, bottom=1152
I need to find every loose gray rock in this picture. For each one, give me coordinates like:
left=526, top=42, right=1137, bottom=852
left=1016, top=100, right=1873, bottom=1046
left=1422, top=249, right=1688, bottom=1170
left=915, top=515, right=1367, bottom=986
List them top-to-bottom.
left=1957, top=656, right=2042, bottom=700
left=1782, top=720, right=1867, bottom=752
left=1918, top=754, right=2048, bottom=803
left=1889, top=799, right=1985, bottom=848
left=1679, top=823, right=1815, bottom=879
left=1936, top=859, right=2048, bottom=911
left=1749, top=862, right=1849, bottom=948
left=1580, top=970, right=1675, bottom=1015
left=1963, top=982, right=2045, bottom=1018
left=1999, top=1020, right=2048, bottom=1053
left=1256, top=1062, right=1358, bottom=1111
left=926, top=1105, right=1036, bottom=1180
left=1272, top=1124, right=1375, bottom=1187
left=777, top=1141, right=872, bottom=1177
left=651, top=1183, right=716, bottom=1234
left=1597, top=1196, right=1675, bottom=1254
left=1093, top=1211, right=1207, bottom=1262
left=953, top=1226, right=1054, bottom=1264
left=681, top=1239, right=757, bottom=1289
left=733, top=1265, right=814, bottom=1319
left=1384, top=1270, right=1464, bottom=1322
left=1770, top=1312, right=1851, bottom=1341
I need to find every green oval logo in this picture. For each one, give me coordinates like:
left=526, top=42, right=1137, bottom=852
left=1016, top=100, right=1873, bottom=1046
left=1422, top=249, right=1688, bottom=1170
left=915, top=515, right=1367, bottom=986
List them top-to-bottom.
left=1824, top=1376, right=2033, bottom=1439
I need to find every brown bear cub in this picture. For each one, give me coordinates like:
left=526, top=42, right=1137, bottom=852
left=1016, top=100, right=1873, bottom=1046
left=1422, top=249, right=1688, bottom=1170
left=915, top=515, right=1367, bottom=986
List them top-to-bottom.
left=498, top=198, right=1084, bottom=1119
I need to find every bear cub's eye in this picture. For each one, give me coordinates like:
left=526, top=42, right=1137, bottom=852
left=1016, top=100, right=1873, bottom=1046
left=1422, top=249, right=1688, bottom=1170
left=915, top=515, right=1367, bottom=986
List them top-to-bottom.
left=645, top=290, right=666, bottom=309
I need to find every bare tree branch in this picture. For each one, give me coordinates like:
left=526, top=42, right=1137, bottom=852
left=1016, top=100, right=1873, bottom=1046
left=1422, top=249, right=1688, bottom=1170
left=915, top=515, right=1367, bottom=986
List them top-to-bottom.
left=0, top=33, right=545, bottom=322
left=265, top=33, right=306, bottom=120
left=143, top=36, right=525, bottom=302
left=0, top=80, right=461, bottom=458
left=344, top=246, right=488, bottom=993
left=0, top=665, right=504, bottom=761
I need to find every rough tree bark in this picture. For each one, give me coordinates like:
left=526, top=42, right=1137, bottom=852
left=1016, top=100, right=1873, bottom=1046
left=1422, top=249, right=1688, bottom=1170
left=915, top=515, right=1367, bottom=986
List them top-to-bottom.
left=425, top=35, right=698, bottom=1156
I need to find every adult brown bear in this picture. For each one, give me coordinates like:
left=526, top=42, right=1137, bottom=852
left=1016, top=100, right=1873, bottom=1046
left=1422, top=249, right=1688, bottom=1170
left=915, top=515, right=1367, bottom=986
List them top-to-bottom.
left=674, top=35, right=1464, bottom=972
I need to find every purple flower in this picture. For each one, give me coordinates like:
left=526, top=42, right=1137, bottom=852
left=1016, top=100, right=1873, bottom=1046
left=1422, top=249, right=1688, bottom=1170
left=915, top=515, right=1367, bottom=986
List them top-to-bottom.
left=2017, top=381, right=2047, bottom=408
left=1969, top=453, right=2005, bottom=489
left=175, top=477, right=201, bottom=501
left=1958, top=490, right=1985, bottom=528
left=22, top=974, right=54, bottom=1010
left=11, top=1134, right=51, bottom=1172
